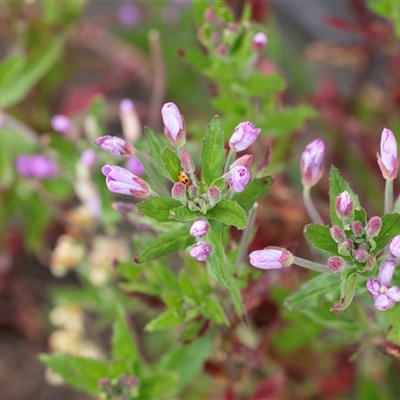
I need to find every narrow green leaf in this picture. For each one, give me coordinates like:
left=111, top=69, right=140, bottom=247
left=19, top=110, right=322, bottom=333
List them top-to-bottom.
left=0, top=37, right=64, bottom=108
left=0, top=55, right=25, bottom=88
left=201, top=116, right=226, bottom=185
left=145, top=127, right=169, bottom=176
left=162, top=147, right=181, bottom=182
left=329, top=166, right=360, bottom=226
left=231, top=176, right=274, bottom=212
left=137, top=198, right=182, bottom=222
left=207, top=199, right=247, bottom=229
left=354, top=207, right=367, bottom=225
left=374, top=213, right=400, bottom=255
left=207, top=221, right=231, bottom=288
left=303, top=223, right=340, bottom=256
left=135, top=226, right=195, bottom=263
left=179, top=270, right=200, bottom=303
left=330, top=272, right=358, bottom=313
left=284, top=274, right=340, bottom=311
left=229, top=275, right=245, bottom=317
left=202, top=297, right=229, bottom=325
left=385, top=305, right=400, bottom=345
left=112, top=308, right=140, bottom=375
left=145, top=309, right=185, bottom=331
left=178, top=319, right=207, bottom=344
left=39, top=354, right=107, bottom=396
left=139, top=372, right=179, bottom=399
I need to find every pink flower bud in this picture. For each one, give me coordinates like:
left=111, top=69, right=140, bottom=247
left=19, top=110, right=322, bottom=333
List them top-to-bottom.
left=116, top=3, right=141, bottom=26
left=204, top=7, right=215, bottom=24
left=252, top=32, right=268, bottom=52
left=216, top=44, right=227, bottom=55
left=119, top=99, right=135, bottom=114
left=161, top=102, right=185, bottom=146
left=51, top=114, right=71, bottom=135
left=229, top=122, right=261, bottom=152
left=377, top=128, right=398, bottom=180
left=95, top=135, right=134, bottom=157
left=300, top=138, right=325, bottom=187
left=180, top=148, right=195, bottom=174
left=80, top=149, right=96, bottom=169
left=15, top=154, right=59, bottom=179
left=229, top=154, right=253, bottom=170
left=126, top=156, right=145, bottom=176
left=101, top=165, right=150, bottom=198
left=227, top=166, right=250, bottom=192
left=171, top=182, right=187, bottom=204
left=188, top=185, right=199, bottom=198
left=207, top=185, right=221, bottom=208
left=335, top=191, right=352, bottom=219
left=365, top=216, right=382, bottom=238
left=190, top=219, right=210, bottom=238
left=351, top=221, right=364, bottom=237
left=330, top=225, right=346, bottom=243
left=389, top=235, right=400, bottom=258
left=190, top=241, right=213, bottom=261
left=249, top=247, right=293, bottom=270
left=355, top=248, right=368, bottom=263
left=327, top=256, right=345, bottom=273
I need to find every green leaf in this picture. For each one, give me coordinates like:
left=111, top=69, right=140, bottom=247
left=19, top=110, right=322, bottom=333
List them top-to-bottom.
left=0, top=37, right=64, bottom=108
left=0, top=55, right=25, bottom=88
left=237, top=72, right=286, bottom=96
left=201, top=116, right=226, bottom=185
left=145, top=127, right=169, bottom=176
left=162, top=147, right=181, bottom=182
left=329, top=166, right=360, bottom=226
left=231, top=176, right=274, bottom=212
left=137, top=198, right=182, bottom=222
left=207, top=199, right=247, bottom=229
left=354, top=207, right=367, bottom=225
left=374, top=213, right=400, bottom=255
left=207, top=221, right=231, bottom=288
left=303, top=223, right=340, bottom=256
left=135, top=226, right=195, bottom=263
left=179, top=270, right=200, bottom=303
left=330, top=271, right=358, bottom=313
left=284, top=274, right=340, bottom=311
left=229, top=275, right=245, bottom=318
left=202, top=297, right=229, bottom=325
left=112, top=308, right=140, bottom=375
left=145, top=309, right=185, bottom=331
left=178, top=319, right=207, bottom=344
left=157, top=332, right=214, bottom=392
left=39, top=354, right=107, bottom=396
left=139, top=372, right=179, bottom=399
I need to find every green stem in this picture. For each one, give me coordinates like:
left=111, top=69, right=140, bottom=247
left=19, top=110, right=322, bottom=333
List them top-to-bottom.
left=223, top=149, right=236, bottom=175
left=384, top=178, right=393, bottom=214
left=303, top=186, right=324, bottom=225
left=236, top=203, right=258, bottom=267
left=293, top=256, right=332, bottom=274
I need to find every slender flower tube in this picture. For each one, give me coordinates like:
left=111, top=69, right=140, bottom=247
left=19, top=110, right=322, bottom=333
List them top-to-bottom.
left=252, top=32, right=268, bottom=52
left=161, top=102, right=185, bottom=146
left=51, top=114, right=71, bottom=135
left=229, top=122, right=261, bottom=152
left=377, top=128, right=398, bottom=180
left=95, top=135, right=134, bottom=157
left=300, top=138, right=325, bottom=188
left=15, top=154, right=59, bottom=179
left=101, top=165, right=150, bottom=198
left=227, top=166, right=250, bottom=192
left=335, top=191, right=353, bottom=220
left=190, top=219, right=210, bottom=238
left=389, top=235, right=400, bottom=258
left=190, top=242, right=213, bottom=261
left=249, top=247, right=294, bottom=270
left=367, top=260, right=400, bottom=311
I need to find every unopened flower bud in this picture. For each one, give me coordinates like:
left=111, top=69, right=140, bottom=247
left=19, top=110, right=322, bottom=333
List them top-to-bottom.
left=204, top=7, right=215, bottom=24
left=252, top=32, right=268, bottom=52
left=216, top=44, right=227, bottom=55
left=161, top=102, right=185, bottom=147
left=51, top=114, right=71, bottom=135
left=229, top=122, right=261, bottom=152
left=377, top=127, right=398, bottom=180
left=95, top=135, right=134, bottom=157
left=300, top=138, right=325, bottom=188
left=180, top=148, right=195, bottom=173
left=230, top=154, right=253, bottom=169
left=126, top=156, right=145, bottom=175
left=101, top=165, right=150, bottom=198
left=227, top=166, right=250, bottom=192
left=171, top=182, right=187, bottom=204
left=188, top=185, right=199, bottom=198
left=207, top=185, right=221, bottom=208
left=335, top=191, right=353, bottom=220
left=366, top=216, right=382, bottom=238
left=190, top=219, right=210, bottom=237
left=351, top=221, right=364, bottom=237
left=330, top=225, right=346, bottom=243
left=389, top=235, right=400, bottom=258
left=338, top=239, right=353, bottom=257
left=190, top=241, right=213, bottom=261
left=249, top=247, right=294, bottom=270
left=355, top=248, right=368, bottom=263
left=327, top=256, right=345, bottom=273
